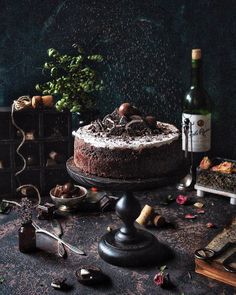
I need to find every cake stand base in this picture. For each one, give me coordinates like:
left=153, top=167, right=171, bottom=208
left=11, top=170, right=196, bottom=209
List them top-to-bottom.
left=66, top=158, right=183, bottom=267
left=98, top=229, right=171, bottom=267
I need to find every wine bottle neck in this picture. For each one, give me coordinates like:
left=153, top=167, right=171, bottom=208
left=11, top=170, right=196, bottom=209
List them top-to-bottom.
left=191, top=59, right=202, bottom=87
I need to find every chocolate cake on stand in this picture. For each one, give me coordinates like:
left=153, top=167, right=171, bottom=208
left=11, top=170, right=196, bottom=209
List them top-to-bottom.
left=67, top=103, right=185, bottom=266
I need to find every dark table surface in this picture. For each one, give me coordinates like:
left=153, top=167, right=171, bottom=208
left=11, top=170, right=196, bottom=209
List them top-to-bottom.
left=0, top=186, right=236, bottom=295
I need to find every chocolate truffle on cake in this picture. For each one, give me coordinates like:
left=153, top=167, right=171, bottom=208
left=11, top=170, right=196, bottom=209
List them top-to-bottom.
left=73, top=103, right=183, bottom=179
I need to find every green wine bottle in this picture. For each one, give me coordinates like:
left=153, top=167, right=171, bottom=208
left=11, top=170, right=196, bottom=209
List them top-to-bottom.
left=182, top=49, right=211, bottom=165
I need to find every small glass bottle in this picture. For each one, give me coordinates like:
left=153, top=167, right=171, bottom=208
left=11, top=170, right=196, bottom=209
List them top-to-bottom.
left=19, top=220, right=36, bottom=253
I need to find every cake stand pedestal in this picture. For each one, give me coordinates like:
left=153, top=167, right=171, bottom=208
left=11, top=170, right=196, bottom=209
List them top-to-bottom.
left=66, top=157, right=184, bottom=267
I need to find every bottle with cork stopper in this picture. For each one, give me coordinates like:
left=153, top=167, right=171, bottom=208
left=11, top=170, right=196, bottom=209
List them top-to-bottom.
left=182, top=48, right=211, bottom=173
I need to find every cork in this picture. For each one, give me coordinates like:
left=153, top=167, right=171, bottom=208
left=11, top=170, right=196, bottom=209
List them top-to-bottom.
left=192, top=49, right=201, bottom=60
left=136, top=204, right=154, bottom=225
left=152, top=215, right=166, bottom=228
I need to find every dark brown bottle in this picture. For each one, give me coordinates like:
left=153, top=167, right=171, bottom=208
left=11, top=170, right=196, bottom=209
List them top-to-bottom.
left=182, top=49, right=211, bottom=169
left=18, top=220, right=36, bottom=253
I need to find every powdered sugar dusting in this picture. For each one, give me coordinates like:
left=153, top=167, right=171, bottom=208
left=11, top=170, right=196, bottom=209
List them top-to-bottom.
left=73, top=121, right=179, bottom=150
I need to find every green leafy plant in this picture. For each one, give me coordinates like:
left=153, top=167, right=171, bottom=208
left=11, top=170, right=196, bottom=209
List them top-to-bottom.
left=36, top=44, right=104, bottom=112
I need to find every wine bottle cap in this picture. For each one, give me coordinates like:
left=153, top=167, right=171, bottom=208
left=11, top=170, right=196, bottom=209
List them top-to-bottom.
left=192, top=49, right=201, bottom=60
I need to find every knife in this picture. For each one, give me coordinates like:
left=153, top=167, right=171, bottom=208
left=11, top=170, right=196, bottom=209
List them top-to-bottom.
left=51, top=219, right=67, bottom=258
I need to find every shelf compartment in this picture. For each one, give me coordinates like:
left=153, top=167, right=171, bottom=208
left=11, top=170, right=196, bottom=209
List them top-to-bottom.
left=0, top=108, right=72, bottom=195
left=12, top=111, right=39, bottom=139
left=0, top=112, right=11, bottom=140
left=43, top=112, right=69, bottom=138
left=15, top=142, right=40, bottom=168
left=44, top=142, right=68, bottom=167
left=0, top=145, right=11, bottom=168
left=17, top=170, right=41, bottom=189
left=0, top=173, right=12, bottom=194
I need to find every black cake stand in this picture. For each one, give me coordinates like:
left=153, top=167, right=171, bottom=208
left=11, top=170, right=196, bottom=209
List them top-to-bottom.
left=67, top=157, right=185, bottom=267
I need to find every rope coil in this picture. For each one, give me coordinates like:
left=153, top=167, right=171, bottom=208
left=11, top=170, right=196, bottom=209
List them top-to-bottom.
left=7, top=96, right=42, bottom=208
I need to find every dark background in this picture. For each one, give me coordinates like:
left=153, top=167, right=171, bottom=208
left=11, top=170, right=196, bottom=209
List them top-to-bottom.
left=0, top=0, right=235, bottom=158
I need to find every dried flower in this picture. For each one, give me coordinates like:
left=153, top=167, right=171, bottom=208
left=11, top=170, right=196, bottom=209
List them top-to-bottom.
left=199, top=157, right=212, bottom=170
left=176, top=195, right=188, bottom=205
left=19, top=197, right=33, bottom=223
left=194, top=202, right=204, bottom=208
left=196, top=209, right=205, bottom=214
left=185, top=214, right=197, bottom=219
left=206, top=222, right=215, bottom=228
left=160, top=265, right=167, bottom=272
left=154, top=272, right=165, bottom=286
left=154, top=272, right=171, bottom=288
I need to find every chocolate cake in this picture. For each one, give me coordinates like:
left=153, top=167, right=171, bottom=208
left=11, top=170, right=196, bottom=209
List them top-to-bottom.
left=73, top=103, right=183, bottom=179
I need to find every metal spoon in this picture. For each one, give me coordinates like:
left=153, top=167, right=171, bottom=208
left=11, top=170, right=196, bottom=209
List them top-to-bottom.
left=177, top=119, right=193, bottom=190
left=177, top=165, right=193, bottom=190
left=51, top=219, right=67, bottom=258
left=33, top=222, right=86, bottom=256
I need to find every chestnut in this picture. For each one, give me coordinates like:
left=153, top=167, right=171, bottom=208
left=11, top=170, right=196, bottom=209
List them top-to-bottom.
left=145, top=116, right=157, bottom=129
left=62, top=182, right=74, bottom=193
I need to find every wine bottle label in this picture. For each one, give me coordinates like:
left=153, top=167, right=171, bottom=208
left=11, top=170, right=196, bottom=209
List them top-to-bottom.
left=182, top=113, right=211, bottom=152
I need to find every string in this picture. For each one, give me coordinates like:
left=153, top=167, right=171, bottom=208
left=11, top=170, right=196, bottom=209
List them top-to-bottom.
left=7, top=96, right=42, bottom=208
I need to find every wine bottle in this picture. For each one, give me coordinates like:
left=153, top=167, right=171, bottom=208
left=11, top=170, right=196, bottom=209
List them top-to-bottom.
left=182, top=49, right=211, bottom=168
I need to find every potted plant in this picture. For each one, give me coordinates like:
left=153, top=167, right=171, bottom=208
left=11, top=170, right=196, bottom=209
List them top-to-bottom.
left=35, top=44, right=104, bottom=114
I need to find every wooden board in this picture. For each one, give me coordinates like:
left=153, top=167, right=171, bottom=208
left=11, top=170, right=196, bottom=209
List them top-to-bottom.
left=195, top=218, right=236, bottom=287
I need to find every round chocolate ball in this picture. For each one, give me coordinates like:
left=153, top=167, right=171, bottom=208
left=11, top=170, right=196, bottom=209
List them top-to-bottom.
left=118, top=103, right=139, bottom=118
left=118, top=103, right=132, bottom=117
left=145, top=116, right=157, bottom=129
left=63, top=182, right=74, bottom=193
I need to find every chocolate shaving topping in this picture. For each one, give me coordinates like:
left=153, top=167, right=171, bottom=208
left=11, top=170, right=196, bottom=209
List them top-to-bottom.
left=89, top=106, right=176, bottom=138
left=119, top=115, right=128, bottom=126
left=130, top=115, right=143, bottom=121
left=108, top=125, right=124, bottom=136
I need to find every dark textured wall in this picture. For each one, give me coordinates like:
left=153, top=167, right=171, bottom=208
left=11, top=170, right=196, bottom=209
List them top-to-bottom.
left=0, top=0, right=235, bottom=158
